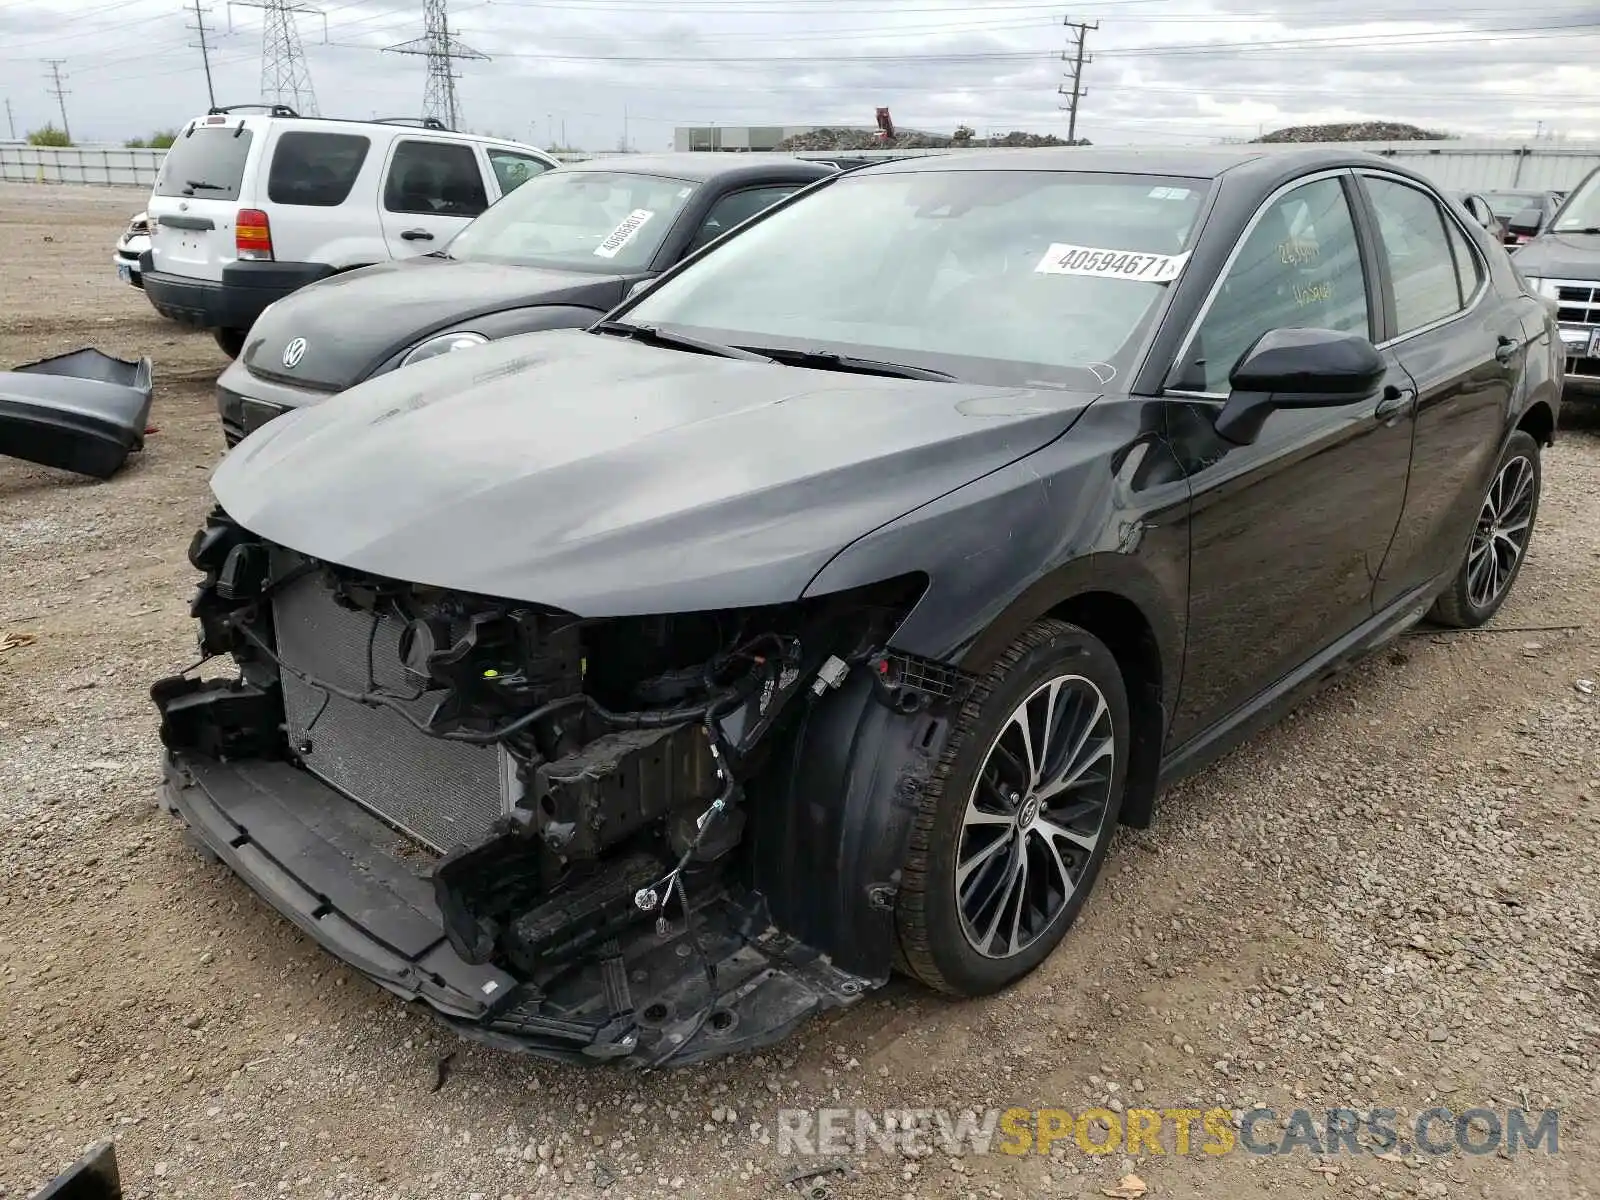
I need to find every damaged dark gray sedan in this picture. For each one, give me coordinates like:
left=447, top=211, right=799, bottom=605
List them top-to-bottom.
left=151, top=147, right=1561, bottom=1065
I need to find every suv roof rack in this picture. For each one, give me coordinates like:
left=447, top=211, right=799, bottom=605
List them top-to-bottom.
left=208, top=103, right=301, bottom=118
left=370, top=116, right=452, bottom=131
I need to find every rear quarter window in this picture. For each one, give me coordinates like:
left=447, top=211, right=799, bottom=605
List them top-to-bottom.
left=153, top=125, right=254, bottom=201
left=267, top=131, right=371, bottom=207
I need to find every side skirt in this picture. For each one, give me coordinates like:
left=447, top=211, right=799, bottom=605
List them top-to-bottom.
left=1156, top=571, right=1450, bottom=790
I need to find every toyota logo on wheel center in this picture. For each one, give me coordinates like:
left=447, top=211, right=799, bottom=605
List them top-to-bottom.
left=282, top=337, right=308, bottom=369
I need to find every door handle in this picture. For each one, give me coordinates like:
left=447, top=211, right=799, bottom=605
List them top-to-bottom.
left=400, top=228, right=434, bottom=241
left=1494, top=334, right=1518, bottom=364
left=1375, top=383, right=1415, bottom=420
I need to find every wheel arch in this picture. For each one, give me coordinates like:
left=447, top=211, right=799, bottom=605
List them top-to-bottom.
left=1517, top=397, right=1556, bottom=447
left=946, top=557, right=1179, bottom=830
left=1042, top=590, right=1166, bottom=829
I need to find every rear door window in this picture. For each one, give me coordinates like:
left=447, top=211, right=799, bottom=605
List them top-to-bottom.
left=153, top=125, right=254, bottom=201
left=267, top=131, right=370, bottom=206
left=384, top=140, right=489, bottom=217
left=487, top=149, right=552, bottom=196
left=1364, top=177, right=1467, bottom=335
left=1444, top=218, right=1484, bottom=308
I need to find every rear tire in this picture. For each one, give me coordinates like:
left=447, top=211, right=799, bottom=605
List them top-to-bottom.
left=213, top=328, right=247, bottom=359
left=1429, top=429, right=1541, bottom=628
left=895, top=620, right=1129, bottom=997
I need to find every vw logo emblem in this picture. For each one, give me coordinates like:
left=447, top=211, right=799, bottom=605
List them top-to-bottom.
left=282, top=337, right=308, bottom=369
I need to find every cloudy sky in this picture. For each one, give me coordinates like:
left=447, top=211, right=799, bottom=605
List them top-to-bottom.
left=2, top=0, right=1597, bottom=149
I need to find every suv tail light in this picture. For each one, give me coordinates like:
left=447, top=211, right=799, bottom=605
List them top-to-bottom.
left=236, top=208, right=274, bottom=261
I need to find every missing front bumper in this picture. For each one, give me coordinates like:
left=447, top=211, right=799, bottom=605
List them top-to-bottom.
left=159, top=752, right=871, bottom=1065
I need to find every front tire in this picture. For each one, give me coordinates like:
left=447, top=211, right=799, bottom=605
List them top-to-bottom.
left=1429, top=429, right=1541, bottom=628
left=895, top=620, right=1129, bottom=996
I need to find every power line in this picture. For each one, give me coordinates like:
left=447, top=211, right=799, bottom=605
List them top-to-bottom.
left=229, top=0, right=322, bottom=114
left=383, top=0, right=488, bottom=130
left=187, top=1, right=220, bottom=110
left=1058, top=14, right=1096, bottom=144
left=43, top=59, right=71, bottom=140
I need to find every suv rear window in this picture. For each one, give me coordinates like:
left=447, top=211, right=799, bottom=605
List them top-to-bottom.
left=153, top=125, right=254, bottom=201
left=267, top=131, right=370, bottom=206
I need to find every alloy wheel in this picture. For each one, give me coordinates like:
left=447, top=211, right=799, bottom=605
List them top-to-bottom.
left=1467, top=454, right=1536, bottom=610
left=954, top=674, right=1115, bottom=959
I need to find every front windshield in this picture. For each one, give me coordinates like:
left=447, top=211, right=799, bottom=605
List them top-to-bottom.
left=625, top=169, right=1211, bottom=389
left=445, top=170, right=700, bottom=271
left=1551, top=173, right=1600, bottom=233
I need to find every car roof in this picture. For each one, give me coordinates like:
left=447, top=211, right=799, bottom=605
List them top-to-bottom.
left=182, top=111, right=554, bottom=155
left=856, top=144, right=1417, bottom=184
left=557, top=153, right=836, bottom=184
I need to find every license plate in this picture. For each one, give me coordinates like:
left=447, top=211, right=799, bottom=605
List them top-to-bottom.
left=117, top=263, right=131, bottom=283
left=1589, top=328, right=1600, bottom=358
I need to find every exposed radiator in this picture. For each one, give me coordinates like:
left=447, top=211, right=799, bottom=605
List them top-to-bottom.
left=272, top=570, right=507, bottom=853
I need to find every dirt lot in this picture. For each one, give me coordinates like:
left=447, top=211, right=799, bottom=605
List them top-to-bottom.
left=2, top=182, right=1598, bottom=1200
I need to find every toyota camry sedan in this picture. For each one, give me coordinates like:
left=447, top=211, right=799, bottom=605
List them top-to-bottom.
left=147, top=147, right=1561, bottom=1066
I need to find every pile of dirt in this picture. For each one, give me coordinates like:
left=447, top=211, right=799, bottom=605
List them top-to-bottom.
left=1253, top=120, right=1452, bottom=142
left=774, top=126, right=1086, bottom=151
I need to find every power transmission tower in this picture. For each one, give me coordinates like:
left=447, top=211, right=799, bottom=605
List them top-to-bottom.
left=229, top=0, right=321, bottom=115
left=384, top=0, right=488, bottom=131
left=188, top=1, right=219, bottom=110
left=1058, top=15, right=1097, bottom=145
left=44, top=60, right=71, bottom=141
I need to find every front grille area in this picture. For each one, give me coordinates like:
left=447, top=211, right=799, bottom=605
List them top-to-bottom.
left=1556, top=283, right=1600, bottom=327
left=1568, top=355, right=1600, bottom=381
left=272, top=569, right=507, bottom=852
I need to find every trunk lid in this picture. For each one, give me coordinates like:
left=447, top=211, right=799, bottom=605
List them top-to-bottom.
left=146, top=119, right=260, bottom=283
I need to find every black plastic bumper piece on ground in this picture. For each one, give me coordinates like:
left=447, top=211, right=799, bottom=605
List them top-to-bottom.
left=139, top=254, right=334, bottom=332
left=0, top=349, right=153, bottom=479
left=159, top=751, right=872, bottom=1066
left=30, top=1140, right=120, bottom=1200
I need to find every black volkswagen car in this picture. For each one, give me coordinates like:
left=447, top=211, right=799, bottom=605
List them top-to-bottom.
left=151, top=147, right=1561, bottom=1066
left=214, top=153, right=836, bottom=444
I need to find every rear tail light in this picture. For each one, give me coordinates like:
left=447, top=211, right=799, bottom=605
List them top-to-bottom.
left=236, top=208, right=274, bottom=261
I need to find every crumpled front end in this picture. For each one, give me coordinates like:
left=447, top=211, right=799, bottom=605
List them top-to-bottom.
left=153, top=508, right=967, bottom=1065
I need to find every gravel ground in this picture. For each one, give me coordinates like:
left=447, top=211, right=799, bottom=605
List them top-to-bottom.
left=2, top=182, right=1598, bottom=1200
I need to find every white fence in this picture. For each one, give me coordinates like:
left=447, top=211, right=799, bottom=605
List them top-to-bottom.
left=4, top=136, right=1598, bottom=194
left=0, top=143, right=164, bottom=188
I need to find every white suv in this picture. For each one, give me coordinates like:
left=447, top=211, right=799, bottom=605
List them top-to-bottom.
left=139, top=104, right=558, bottom=357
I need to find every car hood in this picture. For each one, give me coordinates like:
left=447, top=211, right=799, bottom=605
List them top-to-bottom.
left=1512, top=231, right=1600, bottom=280
left=241, top=258, right=632, bottom=390
left=214, top=329, right=1097, bottom=615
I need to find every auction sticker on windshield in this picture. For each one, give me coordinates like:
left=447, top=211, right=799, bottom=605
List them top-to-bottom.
left=594, top=209, right=655, bottom=259
left=1034, top=243, right=1190, bottom=283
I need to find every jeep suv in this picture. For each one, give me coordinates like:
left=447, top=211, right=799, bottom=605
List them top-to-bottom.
left=139, top=105, right=558, bottom=357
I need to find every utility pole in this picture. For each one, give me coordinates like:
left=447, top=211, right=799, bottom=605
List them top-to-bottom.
left=229, top=0, right=322, bottom=116
left=384, top=0, right=486, bottom=131
left=187, top=1, right=219, bottom=110
left=1058, top=15, right=1096, bottom=145
left=44, top=59, right=71, bottom=141
left=4, top=98, right=15, bottom=141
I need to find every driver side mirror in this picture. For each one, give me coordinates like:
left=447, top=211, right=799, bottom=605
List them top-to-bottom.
left=1507, top=208, right=1542, bottom=237
left=1214, top=327, right=1386, bottom=446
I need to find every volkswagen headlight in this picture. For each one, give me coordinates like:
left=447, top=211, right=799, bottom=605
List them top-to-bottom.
left=399, top=331, right=489, bottom=368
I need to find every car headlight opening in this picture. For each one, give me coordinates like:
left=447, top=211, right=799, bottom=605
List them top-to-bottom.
left=400, top=331, right=490, bottom=368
